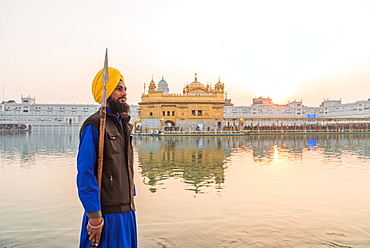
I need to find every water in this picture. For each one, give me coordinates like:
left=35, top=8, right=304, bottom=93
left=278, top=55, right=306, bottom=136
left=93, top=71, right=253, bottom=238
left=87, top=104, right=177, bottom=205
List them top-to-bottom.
left=1, top=132, right=369, bottom=247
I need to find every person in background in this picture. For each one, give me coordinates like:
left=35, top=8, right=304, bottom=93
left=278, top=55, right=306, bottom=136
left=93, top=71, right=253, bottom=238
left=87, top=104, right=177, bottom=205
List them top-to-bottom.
left=76, top=67, right=137, bottom=248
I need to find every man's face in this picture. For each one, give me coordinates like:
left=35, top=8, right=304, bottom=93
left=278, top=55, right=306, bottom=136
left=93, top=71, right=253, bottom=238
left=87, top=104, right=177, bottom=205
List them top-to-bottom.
left=107, top=80, right=130, bottom=114
left=110, top=81, right=127, bottom=103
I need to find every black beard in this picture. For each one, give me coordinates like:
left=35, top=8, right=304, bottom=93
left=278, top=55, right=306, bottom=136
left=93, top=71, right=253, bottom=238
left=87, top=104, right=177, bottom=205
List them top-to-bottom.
left=107, top=97, right=130, bottom=114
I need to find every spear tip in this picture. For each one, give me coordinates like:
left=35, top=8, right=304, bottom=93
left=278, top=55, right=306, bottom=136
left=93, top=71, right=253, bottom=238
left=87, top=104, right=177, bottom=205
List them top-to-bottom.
left=102, top=48, right=109, bottom=84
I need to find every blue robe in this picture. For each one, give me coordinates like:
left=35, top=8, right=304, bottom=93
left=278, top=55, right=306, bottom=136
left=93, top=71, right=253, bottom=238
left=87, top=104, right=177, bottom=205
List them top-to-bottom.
left=77, top=108, right=137, bottom=248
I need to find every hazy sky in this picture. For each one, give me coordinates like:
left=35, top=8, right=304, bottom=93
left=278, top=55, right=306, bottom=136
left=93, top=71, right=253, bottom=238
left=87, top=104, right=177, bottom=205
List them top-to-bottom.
left=1, top=0, right=369, bottom=107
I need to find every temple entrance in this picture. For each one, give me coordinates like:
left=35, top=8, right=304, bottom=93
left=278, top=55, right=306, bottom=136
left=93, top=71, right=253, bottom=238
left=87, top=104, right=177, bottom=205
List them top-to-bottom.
left=164, top=120, right=178, bottom=131
left=165, top=120, right=175, bottom=127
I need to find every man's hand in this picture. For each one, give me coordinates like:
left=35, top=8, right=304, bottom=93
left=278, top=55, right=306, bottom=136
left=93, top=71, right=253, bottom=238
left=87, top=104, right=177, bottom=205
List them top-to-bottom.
left=86, top=217, right=104, bottom=247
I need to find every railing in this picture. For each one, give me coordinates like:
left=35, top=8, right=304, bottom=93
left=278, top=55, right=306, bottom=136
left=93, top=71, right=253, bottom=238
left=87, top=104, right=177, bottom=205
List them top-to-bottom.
left=135, top=128, right=370, bottom=136
left=241, top=128, right=370, bottom=134
left=134, top=130, right=244, bottom=136
left=160, top=130, right=243, bottom=135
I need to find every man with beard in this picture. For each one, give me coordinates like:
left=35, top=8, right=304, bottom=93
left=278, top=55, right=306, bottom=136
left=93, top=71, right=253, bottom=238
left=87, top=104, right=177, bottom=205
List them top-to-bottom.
left=76, top=67, right=137, bottom=248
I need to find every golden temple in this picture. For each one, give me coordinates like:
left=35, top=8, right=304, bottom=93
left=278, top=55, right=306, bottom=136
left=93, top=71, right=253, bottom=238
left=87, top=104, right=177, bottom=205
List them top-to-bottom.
left=138, top=73, right=225, bottom=132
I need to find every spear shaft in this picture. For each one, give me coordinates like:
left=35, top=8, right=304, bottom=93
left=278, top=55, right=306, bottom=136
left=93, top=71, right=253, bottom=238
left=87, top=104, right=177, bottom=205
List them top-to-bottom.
left=97, top=49, right=109, bottom=190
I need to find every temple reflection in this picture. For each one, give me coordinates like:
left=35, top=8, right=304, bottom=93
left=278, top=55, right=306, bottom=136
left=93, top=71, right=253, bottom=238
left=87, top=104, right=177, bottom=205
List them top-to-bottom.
left=135, top=134, right=370, bottom=193
left=135, top=136, right=238, bottom=194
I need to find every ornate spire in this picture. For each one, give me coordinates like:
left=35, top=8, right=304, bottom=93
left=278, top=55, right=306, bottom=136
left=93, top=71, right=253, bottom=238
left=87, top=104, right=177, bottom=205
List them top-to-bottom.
left=148, top=75, right=156, bottom=92
left=214, top=76, right=224, bottom=92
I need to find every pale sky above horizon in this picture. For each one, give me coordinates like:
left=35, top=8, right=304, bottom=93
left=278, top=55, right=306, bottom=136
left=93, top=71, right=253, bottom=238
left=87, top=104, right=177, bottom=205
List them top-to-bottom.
left=1, top=0, right=369, bottom=107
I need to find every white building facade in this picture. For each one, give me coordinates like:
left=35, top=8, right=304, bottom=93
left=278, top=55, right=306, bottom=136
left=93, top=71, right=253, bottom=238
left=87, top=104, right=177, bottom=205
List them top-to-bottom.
left=0, top=96, right=139, bottom=131
left=223, top=97, right=370, bottom=127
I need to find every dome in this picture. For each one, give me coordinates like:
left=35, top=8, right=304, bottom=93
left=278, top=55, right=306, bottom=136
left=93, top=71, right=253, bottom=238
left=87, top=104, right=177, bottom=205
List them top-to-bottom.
left=183, top=73, right=211, bottom=94
left=189, top=73, right=204, bottom=87
left=157, top=76, right=169, bottom=94
left=158, top=79, right=168, bottom=87
left=189, top=81, right=204, bottom=87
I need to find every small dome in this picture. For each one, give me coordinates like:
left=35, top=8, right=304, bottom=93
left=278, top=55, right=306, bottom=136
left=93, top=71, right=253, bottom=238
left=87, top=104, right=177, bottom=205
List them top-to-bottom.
left=157, top=76, right=169, bottom=94
left=158, top=79, right=168, bottom=87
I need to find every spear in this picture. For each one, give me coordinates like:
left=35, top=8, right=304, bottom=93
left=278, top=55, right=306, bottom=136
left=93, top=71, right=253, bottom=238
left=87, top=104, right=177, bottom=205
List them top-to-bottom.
left=97, top=48, right=109, bottom=190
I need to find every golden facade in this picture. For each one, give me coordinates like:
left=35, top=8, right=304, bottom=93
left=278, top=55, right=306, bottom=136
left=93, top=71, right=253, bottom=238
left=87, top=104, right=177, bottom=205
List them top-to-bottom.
left=138, top=74, right=225, bottom=131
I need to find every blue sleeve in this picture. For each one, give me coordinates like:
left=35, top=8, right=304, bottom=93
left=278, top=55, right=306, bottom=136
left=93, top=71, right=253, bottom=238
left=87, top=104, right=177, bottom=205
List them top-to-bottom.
left=76, top=124, right=101, bottom=213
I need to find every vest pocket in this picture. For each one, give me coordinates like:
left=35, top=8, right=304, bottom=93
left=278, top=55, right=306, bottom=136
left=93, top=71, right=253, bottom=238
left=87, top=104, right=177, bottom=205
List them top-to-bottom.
left=106, top=132, right=122, bottom=153
left=107, top=132, right=120, bottom=140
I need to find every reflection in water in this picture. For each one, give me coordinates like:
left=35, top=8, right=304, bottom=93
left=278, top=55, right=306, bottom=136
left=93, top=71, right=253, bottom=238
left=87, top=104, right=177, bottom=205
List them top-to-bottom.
left=0, top=131, right=79, bottom=169
left=0, top=131, right=82, bottom=247
left=136, top=134, right=370, bottom=193
left=246, top=134, right=370, bottom=161
left=136, top=136, right=236, bottom=194
left=307, top=138, right=317, bottom=147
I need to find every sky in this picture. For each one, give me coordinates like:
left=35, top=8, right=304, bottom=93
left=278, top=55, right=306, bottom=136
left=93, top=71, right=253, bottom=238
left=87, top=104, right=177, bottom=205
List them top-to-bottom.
left=0, top=0, right=369, bottom=107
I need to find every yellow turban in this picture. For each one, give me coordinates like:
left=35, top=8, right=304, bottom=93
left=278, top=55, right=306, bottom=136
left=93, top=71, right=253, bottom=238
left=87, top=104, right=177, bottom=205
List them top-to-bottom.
left=92, top=67, right=124, bottom=104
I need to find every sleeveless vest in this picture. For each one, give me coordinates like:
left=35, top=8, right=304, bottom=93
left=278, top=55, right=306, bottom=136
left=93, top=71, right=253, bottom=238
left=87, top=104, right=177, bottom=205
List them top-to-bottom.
left=80, top=110, right=135, bottom=214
